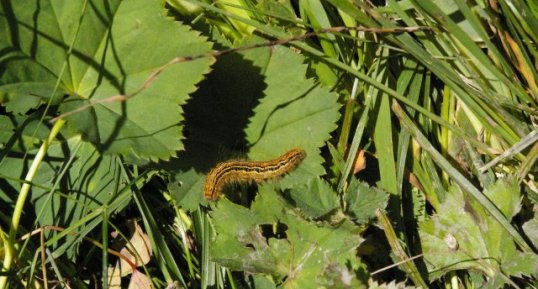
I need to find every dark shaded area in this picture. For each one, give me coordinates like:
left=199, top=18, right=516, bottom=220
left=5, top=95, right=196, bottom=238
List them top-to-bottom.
left=0, top=0, right=123, bottom=91
left=0, top=0, right=127, bottom=156
left=162, top=43, right=267, bottom=174
left=260, top=222, right=288, bottom=240
left=357, top=226, right=407, bottom=283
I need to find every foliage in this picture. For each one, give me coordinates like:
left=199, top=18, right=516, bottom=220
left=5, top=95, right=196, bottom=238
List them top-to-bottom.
left=0, top=0, right=537, bottom=288
left=420, top=178, right=538, bottom=287
left=211, top=185, right=365, bottom=288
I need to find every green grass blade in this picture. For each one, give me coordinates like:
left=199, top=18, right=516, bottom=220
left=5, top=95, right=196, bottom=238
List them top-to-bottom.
left=393, top=102, right=532, bottom=252
left=124, top=166, right=187, bottom=287
left=376, top=209, right=428, bottom=288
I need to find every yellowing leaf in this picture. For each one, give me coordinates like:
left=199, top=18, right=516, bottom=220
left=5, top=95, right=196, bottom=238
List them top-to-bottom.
left=108, top=221, right=153, bottom=288
left=128, top=270, right=152, bottom=289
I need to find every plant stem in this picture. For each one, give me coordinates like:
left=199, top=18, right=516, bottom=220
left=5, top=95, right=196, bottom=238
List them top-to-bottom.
left=0, top=119, right=66, bottom=289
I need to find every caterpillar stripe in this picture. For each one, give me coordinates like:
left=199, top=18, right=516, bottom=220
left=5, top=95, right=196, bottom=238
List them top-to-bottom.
left=203, top=148, right=307, bottom=200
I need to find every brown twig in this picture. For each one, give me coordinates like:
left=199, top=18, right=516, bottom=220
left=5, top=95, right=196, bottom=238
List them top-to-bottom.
left=40, top=228, right=48, bottom=289
left=370, top=253, right=424, bottom=275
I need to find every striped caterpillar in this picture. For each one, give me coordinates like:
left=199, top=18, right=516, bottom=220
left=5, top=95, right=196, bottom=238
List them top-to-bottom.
left=203, top=148, right=307, bottom=200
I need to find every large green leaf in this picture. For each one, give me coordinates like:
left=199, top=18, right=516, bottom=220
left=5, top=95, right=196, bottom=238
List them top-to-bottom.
left=0, top=0, right=214, bottom=161
left=167, top=35, right=268, bottom=209
left=169, top=37, right=339, bottom=208
left=246, top=45, right=340, bottom=187
left=419, top=177, right=537, bottom=282
left=345, top=179, right=389, bottom=224
left=210, top=185, right=364, bottom=288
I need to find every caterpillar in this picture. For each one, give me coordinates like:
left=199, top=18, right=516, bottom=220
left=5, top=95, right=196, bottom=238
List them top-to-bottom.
left=203, top=148, right=307, bottom=200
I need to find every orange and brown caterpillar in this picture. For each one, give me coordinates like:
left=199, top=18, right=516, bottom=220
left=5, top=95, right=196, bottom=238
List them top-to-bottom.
left=203, top=148, right=307, bottom=200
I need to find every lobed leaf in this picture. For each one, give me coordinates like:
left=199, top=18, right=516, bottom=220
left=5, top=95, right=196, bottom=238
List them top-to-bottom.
left=246, top=45, right=341, bottom=187
left=419, top=177, right=536, bottom=281
left=288, top=178, right=339, bottom=219
left=345, top=179, right=389, bottom=224
left=210, top=185, right=364, bottom=288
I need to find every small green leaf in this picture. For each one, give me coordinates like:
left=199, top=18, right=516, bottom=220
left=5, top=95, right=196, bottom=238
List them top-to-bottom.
left=0, top=83, right=65, bottom=114
left=0, top=113, right=53, bottom=154
left=168, top=169, right=207, bottom=211
left=482, top=176, right=521, bottom=219
left=289, top=178, right=339, bottom=218
left=345, top=179, right=389, bottom=223
left=419, top=186, right=493, bottom=278
left=522, top=216, right=538, bottom=249
left=501, top=252, right=538, bottom=278
left=251, top=275, right=277, bottom=289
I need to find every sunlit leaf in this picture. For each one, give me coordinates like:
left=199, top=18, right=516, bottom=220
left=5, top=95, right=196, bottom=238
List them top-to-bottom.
left=0, top=0, right=214, bottom=161
left=170, top=37, right=339, bottom=208
left=246, top=46, right=341, bottom=188
left=419, top=177, right=535, bottom=281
